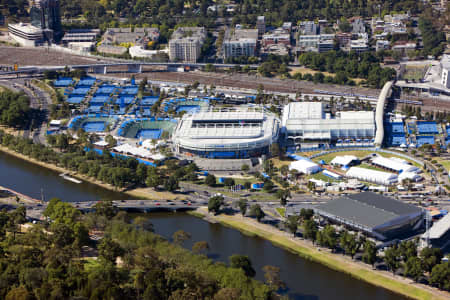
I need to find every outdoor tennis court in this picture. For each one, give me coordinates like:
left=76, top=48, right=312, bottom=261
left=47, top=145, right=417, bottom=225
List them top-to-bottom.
left=136, top=129, right=162, bottom=139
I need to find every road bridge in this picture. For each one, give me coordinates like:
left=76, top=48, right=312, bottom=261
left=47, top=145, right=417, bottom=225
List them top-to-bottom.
left=72, top=199, right=204, bottom=213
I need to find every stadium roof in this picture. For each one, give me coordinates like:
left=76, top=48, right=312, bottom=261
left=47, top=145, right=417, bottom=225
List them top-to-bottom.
left=317, top=192, right=422, bottom=229
left=423, top=213, right=450, bottom=240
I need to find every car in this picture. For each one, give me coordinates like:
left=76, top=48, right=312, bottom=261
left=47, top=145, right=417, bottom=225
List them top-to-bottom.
left=155, top=202, right=160, bottom=206
left=187, top=202, right=192, bottom=206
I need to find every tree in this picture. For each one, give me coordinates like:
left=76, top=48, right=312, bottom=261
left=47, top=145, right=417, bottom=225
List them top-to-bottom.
left=241, top=164, right=249, bottom=172
left=205, top=174, right=216, bottom=187
left=164, top=176, right=179, bottom=192
left=224, top=178, right=235, bottom=187
left=262, top=180, right=274, bottom=192
left=276, top=189, right=290, bottom=206
left=208, top=195, right=224, bottom=214
left=238, top=199, right=248, bottom=215
left=94, top=200, right=117, bottom=219
left=249, top=204, right=265, bottom=222
left=299, top=208, right=314, bottom=222
left=284, top=215, right=299, bottom=236
left=134, top=216, right=154, bottom=232
left=303, top=219, right=318, bottom=242
left=320, top=225, right=337, bottom=251
left=172, top=230, right=192, bottom=245
left=339, top=231, right=360, bottom=259
left=98, top=237, right=124, bottom=264
left=398, top=240, right=417, bottom=261
left=192, top=241, right=209, bottom=255
left=362, top=241, right=377, bottom=268
left=384, top=246, right=401, bottom=275
left=420, top=247, right=443, bottom=273
left=229, top=255, right=255, bottom=277
left=404, top=256, right=423, bottom=282
left=429, top=262, right=450, bottom=291
left=263, top=265, right=286, bottom=291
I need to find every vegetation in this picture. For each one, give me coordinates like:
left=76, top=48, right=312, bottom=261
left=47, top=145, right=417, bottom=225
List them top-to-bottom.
left=298, top=51, right=396, bottom=88
left=0, top=90, right=34, bottom=128
left=0, top=201, right=275, bottom=299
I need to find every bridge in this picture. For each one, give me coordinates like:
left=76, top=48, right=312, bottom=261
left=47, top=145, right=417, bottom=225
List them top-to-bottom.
left=0, top=62, right=259, bottom=76
left=72, top=199, right=206, bottom=213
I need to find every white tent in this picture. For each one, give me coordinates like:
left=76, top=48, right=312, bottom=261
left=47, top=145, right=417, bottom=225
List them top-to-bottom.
left=330, top=155, right=358, bottom=167
left=371, top=156, right=419, bottom=173
left=289, top=160, right=320, bottom=175
left=346, top=167, right=398, bottom=185
left=399, top=171, right=422, bottom=182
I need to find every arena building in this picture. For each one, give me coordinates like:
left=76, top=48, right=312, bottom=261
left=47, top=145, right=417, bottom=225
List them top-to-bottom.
left=282, top=102, right=375, bottom=151
left=172, top=108, right=280, bottom=159
left=316, top=192, right=424, bottom=240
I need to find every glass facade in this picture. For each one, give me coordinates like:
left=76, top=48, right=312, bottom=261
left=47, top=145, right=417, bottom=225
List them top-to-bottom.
left=30, top=0, right=61, bottom=38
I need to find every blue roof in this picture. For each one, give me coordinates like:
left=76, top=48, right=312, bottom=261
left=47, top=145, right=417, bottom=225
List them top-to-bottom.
left=71, top=87, right=90, bottom=95
left=67, top=96, right=85, bottom=104
left=91, top=96, right=110, bottom=104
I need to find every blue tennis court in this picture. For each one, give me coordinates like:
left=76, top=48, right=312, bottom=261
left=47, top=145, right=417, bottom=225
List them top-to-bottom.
left=54, top=78, right=73, bottom=87
left=77, top=78, right=96, bottom=86
left=96, top=87, right=115, bottom=95
left=121, top=87, right=138, bottom=95
left=71, top=88, right=90, bottom=95
left=67, top=96, right=84, bottom=104
left=91, top=96, right=110, bottom=104
left=116, top=96, right=135, bottom=106
left=141, top=97, right=158, bottom=105
left=88, top=104, right=103, bottom=113
left=176, top=105, right=200, bottom=113
left=417, top=121, right=438, bottom=135
left=83, top=122, right=105, bottom=132
left=387, top=122, right=405, bottom=134
left=136, top=129, right=162, bottom=139
left=387, top=134, right=407, bottom=146
left=417, top=136, right=435, bottom=147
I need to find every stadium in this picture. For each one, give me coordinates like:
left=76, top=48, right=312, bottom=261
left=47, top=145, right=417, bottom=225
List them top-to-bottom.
left=172, top=108, right=280, bottom=159
left=69, top=115, right=118, bottom=133
left=118, top=118, right=177, bottom=139
left=316, top=192, right=424, bottom=240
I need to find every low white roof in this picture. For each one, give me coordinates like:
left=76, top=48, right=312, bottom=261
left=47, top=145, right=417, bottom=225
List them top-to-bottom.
left=50, top=120, right=62, bottom=126
left=94, top=140, right=109, bottom=147
left=113, top=144, right=165, bottom=160
left=330, top=155, right=358, bottom=166
left=371, top=156, right=419, bottom=173
left=289, top=160, right=320, bottom=174
left=346, top=167, right=398, bottom=184
left=398, top=172, right=422, bottom=181
left=423, top=213, right=450, bottom=240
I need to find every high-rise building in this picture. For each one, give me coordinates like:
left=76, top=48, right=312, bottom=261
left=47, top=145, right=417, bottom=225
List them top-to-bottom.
left=29, top=0, right=62, bottom=41
left=256, top=16, right=265, bottom=36
left=168, top=27, right=206, bottom=63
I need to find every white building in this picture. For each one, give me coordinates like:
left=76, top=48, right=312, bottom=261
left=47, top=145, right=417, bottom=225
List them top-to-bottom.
left=8, top=23, right=44, bottom=46
left=169, top=27, right=206, bottom=63
left=222, top=29, right=258, bottom=59
left=298, top=34, right=335, bottom=52
left=440, top=54, right=450, bottom=89
left=282, top=102, right=375, bottom=149
left=172, top=108, right=280, bottom=159
left=330, top=155, right=359, bottom=167
left=371, top=156, right=419, bottom=173
left=289, top=160, right=320, bottom=175
left=346, top=167, right=398, bottom=185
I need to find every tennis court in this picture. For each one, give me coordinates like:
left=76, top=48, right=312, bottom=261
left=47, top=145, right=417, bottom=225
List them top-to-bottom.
left=67, top=96, right=84, bottom=104
left=176, top=105, right=200, bottom=113
left=83, top=121, right=106, bottom=132
left=417, top=121, right=438, bottom=135
left=136, top=129, right=162, bottom=139
left=416, top=136, right=435, bottom=147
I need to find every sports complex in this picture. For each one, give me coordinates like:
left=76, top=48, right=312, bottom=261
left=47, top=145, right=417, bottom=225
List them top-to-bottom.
left=172, top=108, right=280, bottom=158
left=69, top=115, right=119, bottom=133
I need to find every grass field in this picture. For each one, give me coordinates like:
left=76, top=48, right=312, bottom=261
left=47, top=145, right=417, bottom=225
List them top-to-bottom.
left=402, top=65, right=427, bottom=81
left=289, top=67, right=365, bottom=84
left=434, top=157, right=450, bottom=170
left=275, top=207, right=286, bottom=217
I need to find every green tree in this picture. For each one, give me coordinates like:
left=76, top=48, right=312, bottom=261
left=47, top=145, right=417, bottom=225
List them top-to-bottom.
left=241, top=164, right=250, bottom=172
left=205, top=174, right=216, bottom=187
left=164, top=176, right=179, bottom=192
left=224, top=178, right=235, bottom=187
left=276, top=189, right=291, bottom=206
left=208, top=195, right=224, bottom=214
left=238, top=198, right=248, bottom=215
left=249, top=204, right=265, bottom=222
left=299, top=208, right=314, bottom=222
left=284, top=215, right=300, bottom=236
left=303, top=219, right=318, bottom=242
left=172, top=230, right=191, bottom=245
left=339, top=230, right=360, bottom=259
left=98, top=237, right=124, bottom=264
left=192, top=241, right=209, bottom=255
left=362, top=241, right=377, bottom=268
left=384, top=246, right=401, bottom=275
left=420, top=247, right=443, bottom=273
left=229, top=255, right=255, bottom=277
left=404, top=256, right=423, bottom=282
left=429, top=262, right=450, bottom=291
left=263, top=265, right=286, bottom=291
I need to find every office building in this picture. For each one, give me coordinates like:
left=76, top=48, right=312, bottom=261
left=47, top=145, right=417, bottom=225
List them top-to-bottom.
left=257, top=16, right=265, bottom=36
left=168, top=27, right=206, bottom=63
left=222, top=28, right=258, bottom=59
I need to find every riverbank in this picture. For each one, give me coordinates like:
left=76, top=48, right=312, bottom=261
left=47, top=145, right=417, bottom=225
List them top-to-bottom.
left=0, top=145, right=154, bottom=200
left=192, top=208, right=449, bottom=300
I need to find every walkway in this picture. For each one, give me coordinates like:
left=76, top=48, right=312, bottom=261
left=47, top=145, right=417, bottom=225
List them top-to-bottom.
left=375, top=81, right=393, bottom=146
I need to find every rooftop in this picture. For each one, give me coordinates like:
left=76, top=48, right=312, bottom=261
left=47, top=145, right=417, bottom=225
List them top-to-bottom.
left=225, top=28, right=258, bottom=42
left=317, top=191, right=422, bottom=229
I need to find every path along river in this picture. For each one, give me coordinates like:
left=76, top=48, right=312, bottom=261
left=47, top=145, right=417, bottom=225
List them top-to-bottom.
left=0, top=151, right=406, bottom=300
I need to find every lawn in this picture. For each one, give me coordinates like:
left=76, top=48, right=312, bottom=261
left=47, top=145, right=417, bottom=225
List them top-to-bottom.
left=402, top=65, right=427, bottom=81
left=289, top=67, right=365, bottom=84
left=434, top=157, right=450, bottom=170
left=307, top=172, right=339, bottom=183
left=276, top=207, right=286, bottom=217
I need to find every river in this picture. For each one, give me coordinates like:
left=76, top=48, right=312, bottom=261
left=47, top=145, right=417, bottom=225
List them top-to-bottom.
left=0, top=150, right=406, bottom=300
